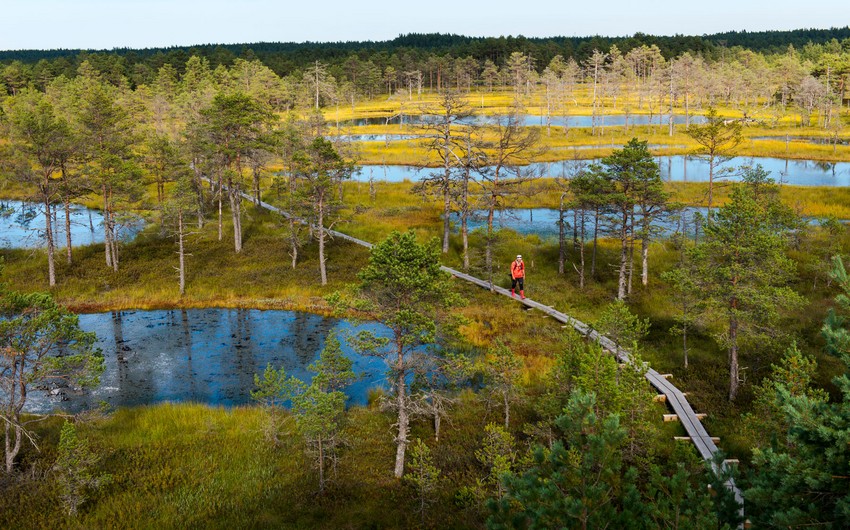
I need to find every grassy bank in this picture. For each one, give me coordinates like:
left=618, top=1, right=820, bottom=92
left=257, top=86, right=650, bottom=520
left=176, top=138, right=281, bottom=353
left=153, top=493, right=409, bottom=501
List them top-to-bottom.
left=0, top=400, right=480, bottom=528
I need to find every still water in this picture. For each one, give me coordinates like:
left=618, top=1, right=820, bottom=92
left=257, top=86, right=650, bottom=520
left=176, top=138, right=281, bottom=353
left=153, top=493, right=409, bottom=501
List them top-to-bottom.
left=340, top=113, right=706, bottom=128
left=357, top=157, right=850, bottom=186
left=0, top=200, right=141, bottom=249
left=450, top=207, right=841, bottom=240
left=27, top=309, right=392, bottom=413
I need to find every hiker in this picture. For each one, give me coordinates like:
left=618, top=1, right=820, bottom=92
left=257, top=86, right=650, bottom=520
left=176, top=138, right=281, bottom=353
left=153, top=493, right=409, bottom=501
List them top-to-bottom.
left=510, top=255, right=525, bottom=299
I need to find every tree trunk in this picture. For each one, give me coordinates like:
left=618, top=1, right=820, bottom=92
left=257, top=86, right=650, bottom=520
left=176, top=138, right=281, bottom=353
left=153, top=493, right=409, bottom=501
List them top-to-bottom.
left=669, top=69, right=675, bottom=137
left=707, top=156, right=716, bottom=219
left=194, top=163, right=205, bottom=229
left=289, top=170, right=298, bottom=269
left=442, top=170, right=451, bottom=254
left=461, top=170, right=470, bottom=271
left=217, top=174, right=223, bottom=241
left=229, top=183, right=242, bottom=253
left=103, top=186, right=112, bottom=269
left=318, top=194, right=327, bottom=286
left=43, top=197, right=56, bottom=287
left=64, top=197, right=73, bottom=264
left=558, top=198, right=566, bottom=275
left=486, top=204, right=495, bottom=291
left=109, top=207, right=119, bottom=272
left=571, top=207, right=578, bottom=250
left=592, top=207, right=599, bottom=277
left=579, top=209, right=586, bottom=289
left=178, top=210, right=186, bottom=295
left=618, top=210, right=629, bottom=300
left=461, top=212, right=469, bottom=273
left=290, top=218, right=298, bottom=269
left=626, top=220, right=635, bottom=295
left=641, top=228, right=649, bottom=286
left=729, top=304, right=739, bottom=401
left=394, top=366, right=409, bottom=478
left=503, top=392, right=510, bottom=429
left=5, top=422, right=22, bottom=474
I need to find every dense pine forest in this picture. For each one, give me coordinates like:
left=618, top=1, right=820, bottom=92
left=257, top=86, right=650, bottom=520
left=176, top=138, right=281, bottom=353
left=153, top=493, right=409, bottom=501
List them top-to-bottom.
left=1, top=26, right=850, bottom=529
left=1, top=27, right=849, bottom=99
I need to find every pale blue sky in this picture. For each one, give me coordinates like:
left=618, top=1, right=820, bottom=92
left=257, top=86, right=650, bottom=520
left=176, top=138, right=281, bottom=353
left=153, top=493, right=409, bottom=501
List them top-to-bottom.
left=1, top=0, right=847, bottom=51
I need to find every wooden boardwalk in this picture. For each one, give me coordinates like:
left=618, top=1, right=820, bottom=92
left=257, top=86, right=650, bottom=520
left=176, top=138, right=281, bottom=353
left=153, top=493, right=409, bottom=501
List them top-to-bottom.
left=235, top=186, right=743, bottom=511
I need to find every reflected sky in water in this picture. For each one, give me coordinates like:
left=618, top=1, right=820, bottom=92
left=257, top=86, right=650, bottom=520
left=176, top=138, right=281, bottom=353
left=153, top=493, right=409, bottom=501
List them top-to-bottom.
left=340, top=113, right=707, bottom=128
left=357, top=157, right=850, bottom=186
left=0, top=200, right=142, bottom=249
left=0, top=200, right=103, bottom=249
left=449, top=206, right=843, bottom=241
left=450, top=207, right=708, bottom=240
left=27, top=309, right=391, bottom=413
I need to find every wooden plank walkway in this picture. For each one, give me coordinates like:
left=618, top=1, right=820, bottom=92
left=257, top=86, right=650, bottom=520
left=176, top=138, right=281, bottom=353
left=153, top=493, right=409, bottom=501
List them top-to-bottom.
left=230, top=184, right=744, bottom=512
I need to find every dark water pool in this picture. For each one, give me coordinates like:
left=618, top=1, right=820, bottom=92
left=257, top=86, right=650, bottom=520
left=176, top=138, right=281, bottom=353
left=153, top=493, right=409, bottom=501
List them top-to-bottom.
left=27, top=309, right=392, bottom=413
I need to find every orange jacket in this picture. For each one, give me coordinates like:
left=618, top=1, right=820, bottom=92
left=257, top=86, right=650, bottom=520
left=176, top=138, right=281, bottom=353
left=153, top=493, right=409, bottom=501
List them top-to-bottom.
left=511, top=260, right=525, bottom=279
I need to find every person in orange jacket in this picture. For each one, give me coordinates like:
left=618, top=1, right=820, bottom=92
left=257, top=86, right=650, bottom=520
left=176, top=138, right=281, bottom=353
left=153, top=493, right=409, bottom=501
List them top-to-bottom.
left=510, top=254, right=525, bottom=299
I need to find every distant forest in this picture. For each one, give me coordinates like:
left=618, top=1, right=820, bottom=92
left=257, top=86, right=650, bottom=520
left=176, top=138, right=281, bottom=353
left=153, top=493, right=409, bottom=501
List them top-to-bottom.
left=2, top=26, right=849, bottom=119
left=1, top=27, right=849, bottom=80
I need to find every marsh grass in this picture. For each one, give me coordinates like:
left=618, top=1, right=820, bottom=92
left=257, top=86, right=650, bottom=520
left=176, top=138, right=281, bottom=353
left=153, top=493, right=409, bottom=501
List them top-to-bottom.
left=0, top=395, right=546, bottom=529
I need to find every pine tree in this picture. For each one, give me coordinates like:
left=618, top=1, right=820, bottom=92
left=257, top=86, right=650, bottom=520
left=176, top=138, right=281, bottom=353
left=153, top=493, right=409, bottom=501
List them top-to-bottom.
left=3, top=89, right=75, bottom=286
left=192, top=91, right=275, bottom=253
left=685, top=107, right=742, bottom=217
left=292, top=137, right=356, bottom=285
left=598, top=138, right=662, bottom=299
left=687, top=185, right=803, bottom=400
left=350, top=230, right=462, bottom=478
left=746, top=256, right=850, bottom=528
left=1, top=288, right=102, bottom=473
left=251, top=333, right=353, bottom=493
left=481, top=341, right=525, bottom=429
left=489, top=390, right=628, bottom=529
left=53, top=421, right=112, bottom=516
left=404, top=438, right=442, bottom=522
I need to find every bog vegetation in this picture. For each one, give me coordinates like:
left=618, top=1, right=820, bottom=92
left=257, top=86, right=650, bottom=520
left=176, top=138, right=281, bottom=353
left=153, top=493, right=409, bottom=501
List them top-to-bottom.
left=1, top=29, right=850, bottom=528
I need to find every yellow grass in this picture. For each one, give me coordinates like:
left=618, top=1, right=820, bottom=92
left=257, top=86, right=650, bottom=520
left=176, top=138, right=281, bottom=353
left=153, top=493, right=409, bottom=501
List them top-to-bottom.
left=317, top=90, right=850, bottom=166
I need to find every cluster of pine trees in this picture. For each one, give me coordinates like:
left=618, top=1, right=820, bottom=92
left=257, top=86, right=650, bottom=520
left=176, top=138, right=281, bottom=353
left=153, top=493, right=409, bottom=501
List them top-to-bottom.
left=2, top=29, right=850, bottom=123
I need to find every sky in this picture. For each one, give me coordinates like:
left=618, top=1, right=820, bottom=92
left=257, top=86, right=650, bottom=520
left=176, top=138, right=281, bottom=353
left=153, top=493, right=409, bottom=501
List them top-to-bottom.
left=1, top=0, right=847, bottom=51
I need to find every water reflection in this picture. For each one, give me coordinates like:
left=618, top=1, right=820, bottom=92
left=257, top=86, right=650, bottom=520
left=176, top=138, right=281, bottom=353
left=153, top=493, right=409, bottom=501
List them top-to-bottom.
left=339, top=113, right=707, bottom=128
left=329, top=134, right=421, bottom=142
left=752, top=136, right=850, bottom=147
left=358, top=157, right=850, bottom=186
left=0, top=200, right=142, bottom=249
left=450, top=207, right=844, bottom=240
left=450, top=208, right=708, bottom=240
left=27, top=309, right=389, bottom=413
